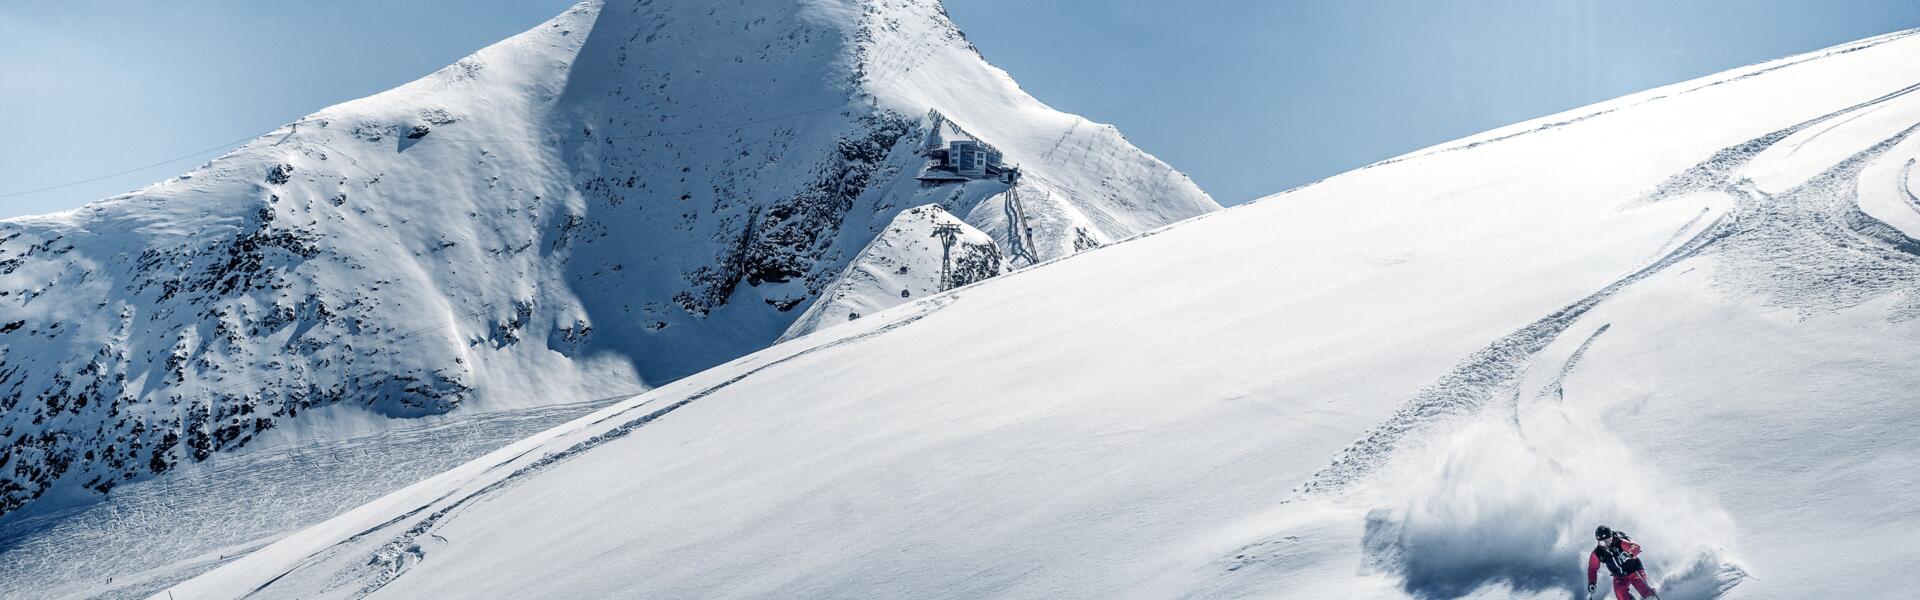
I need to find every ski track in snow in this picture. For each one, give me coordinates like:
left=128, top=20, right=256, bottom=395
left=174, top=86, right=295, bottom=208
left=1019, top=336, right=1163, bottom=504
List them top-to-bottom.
left=1221, top=69, right=1920, bottom=600
left=1298, top=74, right=1920, bottom=501
left=1903, top=159, right=1920, bottom=212
left=1642, top=207, right=1714, bottom=263
left=1293, top=210, right=1730, bottom=498
left=244, top=294, right=960, bottom=598
left=1528, top=322, right=1608, bottom=412
left=0, top=396, right=619, bottom=600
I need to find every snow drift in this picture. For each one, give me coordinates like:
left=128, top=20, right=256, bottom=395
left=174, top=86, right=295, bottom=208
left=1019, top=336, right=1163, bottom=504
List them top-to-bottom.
left=0, top=0, right=1215, bottom=519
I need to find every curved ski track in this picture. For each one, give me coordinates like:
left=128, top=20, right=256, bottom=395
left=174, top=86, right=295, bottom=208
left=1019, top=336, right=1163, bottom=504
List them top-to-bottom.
left=1297, top=77, right=1920, bottom=498
left=238, top=295, right=959, bottom=598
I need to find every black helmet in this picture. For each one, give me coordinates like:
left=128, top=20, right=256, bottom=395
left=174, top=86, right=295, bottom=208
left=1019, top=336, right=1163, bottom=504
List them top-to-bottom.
left=1595, top=525, right=1613, bottom=540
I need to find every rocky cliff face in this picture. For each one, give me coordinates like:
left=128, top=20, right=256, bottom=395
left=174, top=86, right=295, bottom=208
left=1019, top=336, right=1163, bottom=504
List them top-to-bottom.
left=0, top=0, right=1216, bottom=517
left=782, top=204, right=1006, bottom=340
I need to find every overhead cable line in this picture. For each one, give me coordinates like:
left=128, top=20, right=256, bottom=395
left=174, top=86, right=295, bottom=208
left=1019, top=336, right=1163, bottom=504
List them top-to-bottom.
left=0, top=133, right=262, bottom=200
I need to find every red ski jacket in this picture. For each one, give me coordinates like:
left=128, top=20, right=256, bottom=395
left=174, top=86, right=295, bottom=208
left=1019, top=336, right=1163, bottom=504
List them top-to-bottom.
left=1588, top=536, right=1645, bottom=586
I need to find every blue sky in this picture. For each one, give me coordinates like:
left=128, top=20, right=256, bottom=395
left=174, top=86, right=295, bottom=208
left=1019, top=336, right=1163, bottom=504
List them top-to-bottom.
left=3, top=1, right=1917, bottom=218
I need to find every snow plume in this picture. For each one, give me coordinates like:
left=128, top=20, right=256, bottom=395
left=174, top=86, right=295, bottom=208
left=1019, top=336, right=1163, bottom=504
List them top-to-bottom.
left=1363, top=408, right=1746, bottom=600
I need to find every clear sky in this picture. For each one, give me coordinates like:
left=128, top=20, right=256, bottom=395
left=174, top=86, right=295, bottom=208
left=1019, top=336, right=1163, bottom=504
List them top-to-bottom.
left=3, top=1, right=1918, bottom=218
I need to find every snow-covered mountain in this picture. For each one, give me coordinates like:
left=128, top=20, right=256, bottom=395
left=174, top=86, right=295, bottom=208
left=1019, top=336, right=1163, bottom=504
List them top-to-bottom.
left=0, top=0, right=1215, bottom=517
left=166, top=27, right=1920, bottom=600
left=782, top=204, right=1006, bottom=340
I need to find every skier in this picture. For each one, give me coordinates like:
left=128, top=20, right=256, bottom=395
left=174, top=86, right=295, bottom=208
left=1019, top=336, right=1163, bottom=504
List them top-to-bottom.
left=1587, top=525, right=1658, bottom=599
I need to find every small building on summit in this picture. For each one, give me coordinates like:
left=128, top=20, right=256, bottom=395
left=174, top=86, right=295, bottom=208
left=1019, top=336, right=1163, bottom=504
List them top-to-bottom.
left=918, top=139, right=1019, bottom=185
left=948, top=140, right=1000, bottom=178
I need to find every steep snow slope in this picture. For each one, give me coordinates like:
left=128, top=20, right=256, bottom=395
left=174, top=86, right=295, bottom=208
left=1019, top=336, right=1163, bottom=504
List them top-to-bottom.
left=0, top=0, right=1214, bottom=517
left=168, top=28, right=1920, bottom=600
left=782, top=204, right=1005, bottom=339
left=0, top=397, right=617, bottom=600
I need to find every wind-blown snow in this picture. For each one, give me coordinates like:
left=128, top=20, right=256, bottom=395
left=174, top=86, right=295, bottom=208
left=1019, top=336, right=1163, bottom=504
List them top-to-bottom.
left=0, top=0, right=1214, bottom=521
left=165, top=26, right=1920, bottom=600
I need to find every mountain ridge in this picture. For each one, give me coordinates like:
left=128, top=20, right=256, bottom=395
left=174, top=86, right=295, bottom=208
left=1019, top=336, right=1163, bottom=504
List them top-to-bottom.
left=0, top=0, right=1215, bottom=518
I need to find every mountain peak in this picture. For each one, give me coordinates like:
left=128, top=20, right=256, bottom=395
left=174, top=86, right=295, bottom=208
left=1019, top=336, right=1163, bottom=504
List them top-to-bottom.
left=0, top=0, right=1214, bottom=519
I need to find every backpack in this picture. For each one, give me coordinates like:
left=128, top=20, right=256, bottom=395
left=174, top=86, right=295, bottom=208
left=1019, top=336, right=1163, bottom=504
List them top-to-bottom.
left=1593, top=532, right=1644, bottom=576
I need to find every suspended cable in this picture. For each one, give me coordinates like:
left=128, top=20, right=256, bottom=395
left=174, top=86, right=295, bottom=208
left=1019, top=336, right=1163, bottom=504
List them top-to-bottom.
left=0, top=133, right=261, bottom=199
